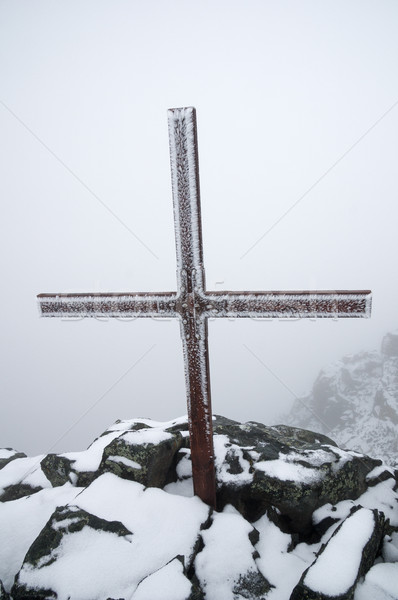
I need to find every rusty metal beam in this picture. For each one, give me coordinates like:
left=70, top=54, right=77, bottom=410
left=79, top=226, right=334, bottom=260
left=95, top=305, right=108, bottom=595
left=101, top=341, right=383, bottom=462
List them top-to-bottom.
left=168, top=107, right=216, bottom=508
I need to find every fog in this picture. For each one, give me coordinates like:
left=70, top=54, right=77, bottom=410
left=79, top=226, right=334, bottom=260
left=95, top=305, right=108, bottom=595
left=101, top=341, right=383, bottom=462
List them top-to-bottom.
left=1, top=1, right=397, bottom=455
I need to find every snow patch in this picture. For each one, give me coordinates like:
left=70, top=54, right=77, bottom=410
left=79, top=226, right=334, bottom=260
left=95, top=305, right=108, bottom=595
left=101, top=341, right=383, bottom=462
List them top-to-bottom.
left=107, top=455, right=142, bottom=469
left=256, top=456, right=322, bottom=484
left=0, top=485, right=81, bottom=592
left=195, top=508, right=261, bottom=599
left=304, top=508, right=375, bottom=595
left=132, top=558, right=192, bottom=600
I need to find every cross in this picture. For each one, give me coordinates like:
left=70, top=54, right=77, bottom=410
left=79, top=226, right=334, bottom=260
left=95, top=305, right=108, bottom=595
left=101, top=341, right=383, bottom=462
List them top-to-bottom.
left=38, top=107, right=372, bottom=509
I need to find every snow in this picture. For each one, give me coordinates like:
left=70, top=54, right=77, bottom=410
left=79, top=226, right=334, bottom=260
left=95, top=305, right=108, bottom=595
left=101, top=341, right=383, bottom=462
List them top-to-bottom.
left=1, top=414, right=398, bottom=599
left=107, top=415, right=188, bottom=432
left=122, top=428, right=173, bottom=446
left=62, top=430, right=122, bottom=472
left=213, top=434, right=252, bottom=485
left=163, top=447, right=195, bottom=497
left=0, top=448, right=19, bottom=459
left=176, top=448, right=192, bottom=478
left=285, top=448, right=338, bottom=467
left=0, top=454, right=50, bottom=494
left=107, top=455, right=142, bottom=469
left=256, top=456, right=323, bottom=483
left=366, top=464, right=396, bottom=481
left=19, top=473, right=210, bottom=599
left=75, top=473, right=209, bottom=552
left=163, top=477, right=194, bottom=497
left=357, top=478, right=398, bottom=527
left=0, top=484, right=81, bottom=592
left=313, top=499, right=356, bottom=527
left=195, top=506, right=262, bottom=599
left=304, top=508, right=375, bottom=595
left=255, top=514, right=310, bottom=600
left=19, top=526, right=140, bottom=600
left=383, top=532, right=398, bottom=562
left=132, top=558, right=192, bottom=600
left=355, top=563, right=398, bottom=600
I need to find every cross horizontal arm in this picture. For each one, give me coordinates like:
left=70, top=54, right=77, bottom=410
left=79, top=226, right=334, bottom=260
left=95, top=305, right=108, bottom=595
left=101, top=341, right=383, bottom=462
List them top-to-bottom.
left=201, top=290, right=372, bottom=318
left=37, top=292, right=178, bottom=318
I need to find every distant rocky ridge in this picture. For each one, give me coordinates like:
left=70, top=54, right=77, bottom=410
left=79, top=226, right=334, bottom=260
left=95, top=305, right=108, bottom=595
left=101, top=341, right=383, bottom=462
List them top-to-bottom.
left=287, top=331, right=398, bottom=466
left=0, top=415, right=397, bottom=599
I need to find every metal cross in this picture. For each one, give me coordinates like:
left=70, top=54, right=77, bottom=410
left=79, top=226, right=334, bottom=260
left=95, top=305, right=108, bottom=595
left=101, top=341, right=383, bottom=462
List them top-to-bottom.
left=38, top=107, right=372, bottom=509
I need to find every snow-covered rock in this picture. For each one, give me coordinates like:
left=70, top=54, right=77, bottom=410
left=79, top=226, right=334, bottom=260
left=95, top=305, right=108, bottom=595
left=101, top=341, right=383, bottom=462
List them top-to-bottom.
left=287, top=331, right=398, bottom=466
left=1, top=414, right=397, bottom=599
left=211, top=417, right=381, bottom=536
left=12, top=474, right=209, bottom=600
left=194, top=506, right=271, bottom=599
left=291, top=507, right=386, bottom=600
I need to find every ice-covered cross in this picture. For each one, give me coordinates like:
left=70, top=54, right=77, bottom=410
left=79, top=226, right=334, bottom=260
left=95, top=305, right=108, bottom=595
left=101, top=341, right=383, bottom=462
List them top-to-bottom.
left=38, top=107, right=371, bottom=509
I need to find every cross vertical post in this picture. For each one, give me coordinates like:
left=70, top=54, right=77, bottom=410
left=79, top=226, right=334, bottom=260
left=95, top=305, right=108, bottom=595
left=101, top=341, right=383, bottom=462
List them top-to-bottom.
left=168, top=107, right=216, bottom=507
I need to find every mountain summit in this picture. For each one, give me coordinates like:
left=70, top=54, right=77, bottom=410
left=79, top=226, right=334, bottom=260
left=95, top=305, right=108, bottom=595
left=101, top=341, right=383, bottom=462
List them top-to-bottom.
left=288, top=331, right=398, bottom=466
left=1, top=414, right=397, bottom=599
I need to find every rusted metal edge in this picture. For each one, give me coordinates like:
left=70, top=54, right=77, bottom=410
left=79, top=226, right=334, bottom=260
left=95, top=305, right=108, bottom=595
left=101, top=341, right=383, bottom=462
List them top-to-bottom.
left=205, top=290, right=372, bottom=296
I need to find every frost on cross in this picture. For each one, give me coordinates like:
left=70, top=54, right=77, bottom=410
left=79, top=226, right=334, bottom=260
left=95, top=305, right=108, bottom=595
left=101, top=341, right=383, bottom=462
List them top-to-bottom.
left=38, top=107, right=371, bottom=509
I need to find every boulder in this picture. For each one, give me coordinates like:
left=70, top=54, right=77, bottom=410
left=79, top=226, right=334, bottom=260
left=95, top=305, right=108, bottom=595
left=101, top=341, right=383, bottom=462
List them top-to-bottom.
left=1, top=415, right=397, bottom=599
left=211, top=416, right=381, bottom=536
left=99, top=426, right=183, bottom=487
left=0, top=449, right=26, bottom=471
left=40, top=453, right=74, bottom=487
left=0, top=455, right=51, bottom=502
left=12, top=473, right=211, bottom=600
left=12, top=504, right=133, bottom=600
left=290, top=506, right=386, bottom=600
left=194, top=507, right=272, bottom=599
left=131, top=556, right=201, bottom=600
left=0, top=580, right=9, bottom=600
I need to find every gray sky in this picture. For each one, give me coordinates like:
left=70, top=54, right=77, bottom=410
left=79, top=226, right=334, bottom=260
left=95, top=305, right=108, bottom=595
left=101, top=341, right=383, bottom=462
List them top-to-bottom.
left=1, top=0, right=397, bottom=456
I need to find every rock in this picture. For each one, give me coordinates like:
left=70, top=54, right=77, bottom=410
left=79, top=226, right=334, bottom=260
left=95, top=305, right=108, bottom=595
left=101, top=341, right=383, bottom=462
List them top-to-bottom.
left=381, top=330, right=398, bottom=357
left=287, top=332, right=398, bottom=465
left=1, top=415, right=398, bottom=599
left=211, top=416, right=380, bottom=536
left=99, top=426, right=183, bottom=487
left=0, top=449, right=26, bottom=471
left=40, top=453, right=74, bottom=487
left=0, top=455, right=52, bottom=502
left=12, top=473, right=210, bottom=600
left=0, top=482, right=44, bottom=502
left=0, top=486, right=81, bottom=593
left=12, top=504, right=132, bottom=600
left=290, top=506, right=386, bottom=600
left=194, top=507, right=272, bottom=599
left=132, top=556, right=200, bottom=600
left=355, top=562, right=398, bottom=598
left=0, top=580, right=9, bottom=600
